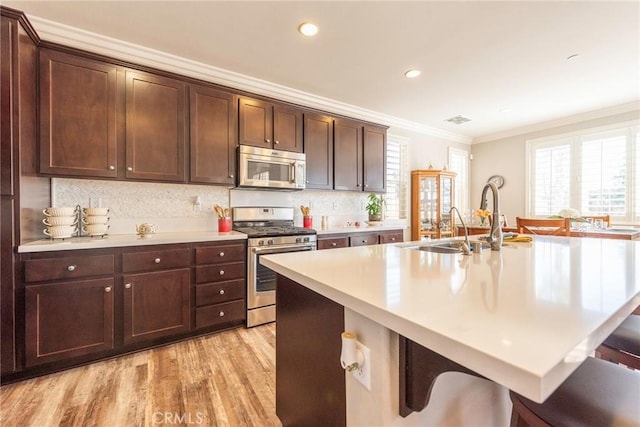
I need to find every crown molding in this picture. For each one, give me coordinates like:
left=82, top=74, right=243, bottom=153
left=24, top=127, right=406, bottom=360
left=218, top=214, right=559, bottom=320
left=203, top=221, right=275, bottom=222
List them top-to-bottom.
left=29, top=15, right=471, bottom=144
left=473, top=101, right=640, bottom=144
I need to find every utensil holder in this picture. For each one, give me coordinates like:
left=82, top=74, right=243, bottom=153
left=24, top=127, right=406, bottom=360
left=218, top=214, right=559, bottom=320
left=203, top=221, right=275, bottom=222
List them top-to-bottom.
left=303, top=216, right=313, bottom=229
left=218, top=217, right=231, bottom=232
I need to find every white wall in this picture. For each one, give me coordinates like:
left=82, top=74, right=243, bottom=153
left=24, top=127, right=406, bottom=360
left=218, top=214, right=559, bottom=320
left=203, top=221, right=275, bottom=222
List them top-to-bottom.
left=470, top=109, right=640, bottom=226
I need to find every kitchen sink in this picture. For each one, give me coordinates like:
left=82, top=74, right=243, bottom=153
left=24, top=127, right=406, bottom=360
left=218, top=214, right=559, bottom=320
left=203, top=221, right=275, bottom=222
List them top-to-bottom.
left=404, top=240, right=492, bottom=254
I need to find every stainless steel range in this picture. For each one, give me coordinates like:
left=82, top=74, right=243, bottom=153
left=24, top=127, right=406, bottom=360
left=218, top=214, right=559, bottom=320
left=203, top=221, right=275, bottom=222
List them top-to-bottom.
left=233, top=207, right=317, bottom=327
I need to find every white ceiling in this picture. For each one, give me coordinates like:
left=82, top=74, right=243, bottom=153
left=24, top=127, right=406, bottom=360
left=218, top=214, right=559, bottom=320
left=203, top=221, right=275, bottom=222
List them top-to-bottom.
left=5, top=1, right=640, bottom=142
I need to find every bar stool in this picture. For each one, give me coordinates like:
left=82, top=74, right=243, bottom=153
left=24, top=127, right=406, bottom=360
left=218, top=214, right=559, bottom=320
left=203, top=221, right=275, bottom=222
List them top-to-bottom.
left=596, top=314, right=640, bottom=370
left=509, top=357, right=640, bottom=427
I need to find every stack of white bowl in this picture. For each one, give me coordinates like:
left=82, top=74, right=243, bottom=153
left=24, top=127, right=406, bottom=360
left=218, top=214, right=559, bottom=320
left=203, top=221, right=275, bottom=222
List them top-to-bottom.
left=42, top=207, right=78, bottom=239
left=81, top=207, right=110, bottom=236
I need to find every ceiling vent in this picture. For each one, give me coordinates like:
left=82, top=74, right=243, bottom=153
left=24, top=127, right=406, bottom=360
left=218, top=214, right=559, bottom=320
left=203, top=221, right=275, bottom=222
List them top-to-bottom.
left=445, top=115, right=471, bottom=124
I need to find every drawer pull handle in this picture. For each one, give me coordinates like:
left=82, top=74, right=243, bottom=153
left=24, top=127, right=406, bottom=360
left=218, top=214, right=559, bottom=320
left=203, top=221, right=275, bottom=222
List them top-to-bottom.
left=109, top=165, right=115, bottom=170
left=127, top=166, right=133, bottom=171
left=229, top=174, right=234, bottom=178
left=391, top=237, right=396, bottom=241
left=362, top=240, right=367, bottom=243
left=331, top=242, right=337, bottom=247
left=219, top=252, right=225, bottom=257
left=154, top=258, right=161, bottom=264
left=67, top=265, right=77, bottom=272
left=219, top=270, right=225, bottom=275
left=125, top=283, right=132, bottom=289
left=105, top=287, right=112, bottom=293
left=219, top=289, right=225, bottom=295
left=219, top=311, right=225, bottom=317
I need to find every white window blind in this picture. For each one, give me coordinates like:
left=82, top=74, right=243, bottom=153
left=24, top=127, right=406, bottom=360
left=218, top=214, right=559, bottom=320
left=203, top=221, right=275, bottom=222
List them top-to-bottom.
left=528, top=123, right=639, bottom=224
left=385, top=137, right=409, bottom=220
left=448, top=147, right=469, bottom=216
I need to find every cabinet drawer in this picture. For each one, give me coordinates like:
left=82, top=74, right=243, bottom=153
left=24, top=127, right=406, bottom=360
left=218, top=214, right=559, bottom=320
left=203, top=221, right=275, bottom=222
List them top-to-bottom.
left=379, top=231, right=404, bottom=244
left=349, top=233, right=379, bottom=247
left=317, top=237, right=349, bottom=250
left=195, top=243, right=245, bottom=265
left=122, top=247, right=190, bottom=273
left=24, top=254, right=115, bottom=283
left=195, top=262, right=245, bottom=284
left=196, top=279, right=245, bottom=307
left=195, top=300, right=245, bottom=329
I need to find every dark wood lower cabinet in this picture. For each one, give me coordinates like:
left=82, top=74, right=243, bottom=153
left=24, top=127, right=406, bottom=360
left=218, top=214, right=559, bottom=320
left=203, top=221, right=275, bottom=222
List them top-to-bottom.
left=317, top=229, right=404, bottom=250
left=123, top=268, right=190, bottom=345
left=25, top=278, right=115, bottom=367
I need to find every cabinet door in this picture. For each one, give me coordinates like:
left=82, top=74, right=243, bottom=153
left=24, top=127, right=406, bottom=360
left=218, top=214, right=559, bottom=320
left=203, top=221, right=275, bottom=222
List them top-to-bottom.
left=1, top=16, right=15, bottom=195
left=39, top=49, right=119, bottom=178
left=125, top=70, right=186, bottom=182
left=189, top=84, right=237, bottom=184
left=238, top=97, right=272, bottom=148
left=273, top=104, right=303, bottom=152
left=304, top=113, right=333, bottom=190
left=334, top=118, right=362, bottom=191
left=363, top=125, right=386, bottom=193
left=1, top=198, right=16, bottom=373
left=123, top=268, right=190, bottom=345
left=25, top=278, right=115, bottom=366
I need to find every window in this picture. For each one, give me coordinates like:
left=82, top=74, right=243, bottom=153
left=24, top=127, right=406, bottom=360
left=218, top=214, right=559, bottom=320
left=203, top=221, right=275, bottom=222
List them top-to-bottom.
left=527, top=123, right=639, bottom=224
left=385, top=135, right=409, bottom=220
left=448, top=147, right=470, bottom=217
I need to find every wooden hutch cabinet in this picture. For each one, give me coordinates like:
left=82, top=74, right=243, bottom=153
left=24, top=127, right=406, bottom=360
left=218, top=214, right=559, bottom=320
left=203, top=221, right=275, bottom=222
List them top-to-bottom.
left=411, top=170, right=456, bottom=241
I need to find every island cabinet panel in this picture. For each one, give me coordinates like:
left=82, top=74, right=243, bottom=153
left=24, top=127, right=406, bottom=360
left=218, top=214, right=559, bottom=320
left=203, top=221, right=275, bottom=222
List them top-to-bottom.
left=39, top=49, right=120, bottom=178
left=125, top=70, right=187, bottom=182
left=189, top=84, right=237, bottom=185
left=239, top=97, right=303, bottom=152
left=303, top=113, right=334, bottom=190
left=333, top=118, right=363, bottom=191
left=363, top=124, right=386, bottom=192
left=318, top=229, right=404, bottom=250
left=193, top=241, right=246, bottom=330
left=123, top=268, right=190, bottom=345
left=276, top=274, right=345, bottom=426
left=25, top=278, right=115, bottom=367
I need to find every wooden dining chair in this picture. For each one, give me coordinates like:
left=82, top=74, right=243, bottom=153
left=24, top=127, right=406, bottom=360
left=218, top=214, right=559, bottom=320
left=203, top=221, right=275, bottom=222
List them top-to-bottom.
left=582, top=214, right=611, bottom=227
left=515, top=217, right=571, bottom=236
left=596, top=314, right=640, bottom=370
left=509, top=357, right=640, bottom=427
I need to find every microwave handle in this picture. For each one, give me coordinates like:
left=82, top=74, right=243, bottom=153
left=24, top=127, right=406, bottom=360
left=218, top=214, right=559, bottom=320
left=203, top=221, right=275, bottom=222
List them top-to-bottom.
left=291, top=162, right=296, bottom=183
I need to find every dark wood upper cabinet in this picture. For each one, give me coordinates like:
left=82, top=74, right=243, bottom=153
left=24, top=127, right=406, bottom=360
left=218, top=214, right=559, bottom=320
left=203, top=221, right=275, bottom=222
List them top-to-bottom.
left=39, top=49, right=119, bottom=178
left=125, top=70, right=187, bottom=182
left=189, top=84, right=237, bottom=185
left=239, top=97, right=302, bottom=152
left=304, top=113, right=333, bottom=190
left=333, top=118, right=363, bottom=191
left=363, top=124, right=386, bottom=193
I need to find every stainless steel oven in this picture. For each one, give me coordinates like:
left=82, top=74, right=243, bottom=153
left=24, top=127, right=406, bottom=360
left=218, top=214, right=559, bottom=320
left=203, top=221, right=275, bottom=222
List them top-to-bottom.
left=233, top=207, right=317, bottom=327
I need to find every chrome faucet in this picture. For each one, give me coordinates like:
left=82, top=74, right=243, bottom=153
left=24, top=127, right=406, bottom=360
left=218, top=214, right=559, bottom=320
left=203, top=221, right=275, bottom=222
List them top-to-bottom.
left=480, top=182, right=503, bottom=251
left=449, top=207, right=471, bottom=255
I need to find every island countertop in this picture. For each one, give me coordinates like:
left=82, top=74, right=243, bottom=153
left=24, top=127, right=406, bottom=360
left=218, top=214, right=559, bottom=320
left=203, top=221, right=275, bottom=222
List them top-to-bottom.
left=261, top=236, right=640, bottom=403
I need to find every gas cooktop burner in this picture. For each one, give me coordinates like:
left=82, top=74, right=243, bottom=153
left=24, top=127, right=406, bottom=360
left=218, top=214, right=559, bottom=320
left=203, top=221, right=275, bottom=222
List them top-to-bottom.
left=233, top=225, right=316, bottom=238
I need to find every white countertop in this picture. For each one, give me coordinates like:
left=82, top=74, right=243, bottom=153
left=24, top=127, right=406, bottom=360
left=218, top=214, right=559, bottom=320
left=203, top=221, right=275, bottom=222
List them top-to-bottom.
left=316, top=224, right=407, bottom=236
left=18, top=231, right=247, bottom=253
left=261, top=236, right=640, bottom=402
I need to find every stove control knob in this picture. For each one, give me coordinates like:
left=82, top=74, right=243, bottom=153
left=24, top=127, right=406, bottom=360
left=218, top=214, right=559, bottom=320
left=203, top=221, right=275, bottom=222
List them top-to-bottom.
left=296, top=237, right=302, bottom=243
left=303, top=237, right=310, bottom=243
left=267, top=239, right=274, bottom=245
left=258, top=240, right=265, bottom=246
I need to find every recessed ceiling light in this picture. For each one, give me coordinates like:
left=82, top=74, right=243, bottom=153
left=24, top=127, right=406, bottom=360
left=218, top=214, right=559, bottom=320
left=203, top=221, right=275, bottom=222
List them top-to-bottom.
left=298, top=22, right=318, bottom=37
left=567, top=54, right=580, bottom=61
left=404, top=69, right=421, bottom=78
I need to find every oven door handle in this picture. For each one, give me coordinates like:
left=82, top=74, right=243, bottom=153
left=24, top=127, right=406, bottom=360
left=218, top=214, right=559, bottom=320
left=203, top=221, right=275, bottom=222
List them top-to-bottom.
left=252, top=245, right=315, bottom=255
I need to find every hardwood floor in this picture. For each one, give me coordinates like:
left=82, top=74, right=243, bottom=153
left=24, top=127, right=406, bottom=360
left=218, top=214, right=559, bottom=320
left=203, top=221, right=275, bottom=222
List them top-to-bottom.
left=0, top=324, right=281, bottom=427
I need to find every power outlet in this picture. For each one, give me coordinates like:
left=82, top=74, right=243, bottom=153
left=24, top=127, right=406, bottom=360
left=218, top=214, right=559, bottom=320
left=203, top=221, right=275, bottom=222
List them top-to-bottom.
left=332, top=202, right=337, bottom=210
left=352, top=341, right=371, bottom=390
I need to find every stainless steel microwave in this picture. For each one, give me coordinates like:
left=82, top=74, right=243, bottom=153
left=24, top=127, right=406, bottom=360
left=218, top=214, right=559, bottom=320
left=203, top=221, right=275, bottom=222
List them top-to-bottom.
left=238, top=145, right=306, bottom=190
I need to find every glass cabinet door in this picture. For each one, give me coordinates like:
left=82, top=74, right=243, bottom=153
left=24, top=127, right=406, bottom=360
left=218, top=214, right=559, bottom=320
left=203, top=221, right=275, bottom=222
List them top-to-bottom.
left=419, top=176, right=437, bottom=232
left=440, top=176, right=453, bottom=232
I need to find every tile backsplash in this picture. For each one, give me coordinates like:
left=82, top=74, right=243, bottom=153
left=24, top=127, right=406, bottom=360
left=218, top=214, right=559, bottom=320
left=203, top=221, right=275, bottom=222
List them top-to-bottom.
left=51, top=178, right=398, bottom=235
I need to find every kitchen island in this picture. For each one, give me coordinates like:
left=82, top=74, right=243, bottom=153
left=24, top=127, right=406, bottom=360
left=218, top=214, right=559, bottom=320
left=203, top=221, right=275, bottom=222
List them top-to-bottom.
left=261, top=236, right=640, bottom=426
